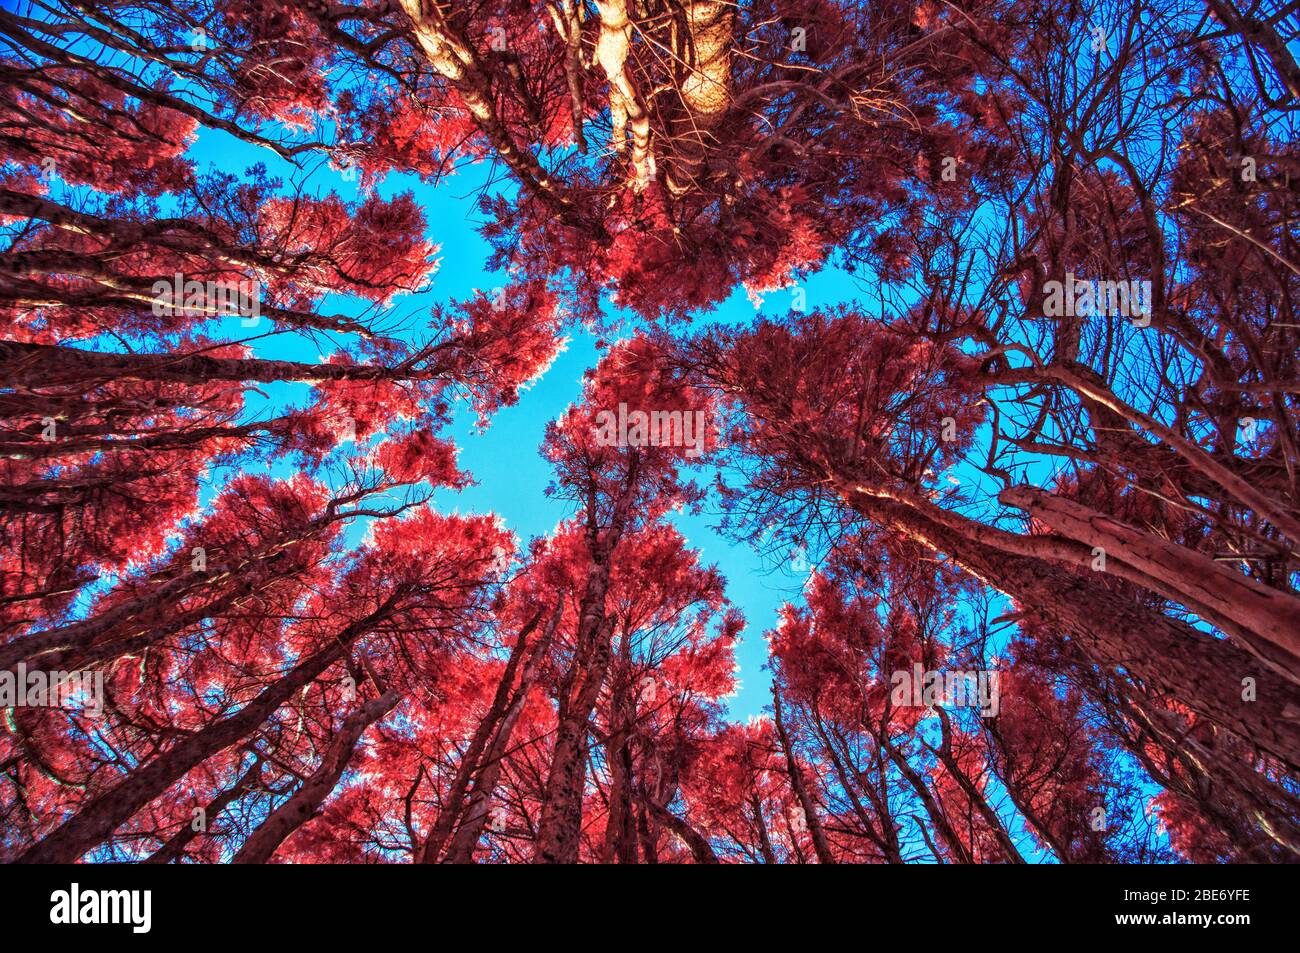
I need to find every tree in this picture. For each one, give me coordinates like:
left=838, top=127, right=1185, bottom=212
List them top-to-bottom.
left=676, top=307, right=1300, bottom=858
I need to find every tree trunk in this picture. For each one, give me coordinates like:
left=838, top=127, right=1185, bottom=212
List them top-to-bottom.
left=0, top=340, right=426, bottom=389
left=533, top=466, right=639, bottom=863
left=832, top=477, right=1300, bottom=773
left=999, top=484, right=1300, bottom=684
left=432, top=602, right=558, bottom=863
left=14, top=606, right=388, bottom=863
left=533, top=616, right=615, bottom=863
left=601, top=672, right=639, bottom=863
left=233, top=689, right=400, bottom=864
left=771, top=689, right=837, bottom=864
left=930, top=707, right=1025, bottom=864
left=883, top=737, right=973, bottom=864
left=144, top=757, right=261, bottom=864
left=639, top=795, right=718, bottom=864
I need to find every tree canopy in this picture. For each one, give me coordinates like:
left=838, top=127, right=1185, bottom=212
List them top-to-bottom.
left=1, top=0, right=1298, bottom=864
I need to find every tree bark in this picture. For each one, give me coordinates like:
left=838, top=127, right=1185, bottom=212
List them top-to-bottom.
left=0, top=340, right=431, bottom=389
left=533, top=463, right=640, bottom=863
left=832, top=477, right=1300, bottom=773
left=999, top=484, right=1300, bottom=683
left=441, top=601, right=557, bottom=862
left=14, top=603, right=392, bottom=863
left=423, top=604, right=551, bottom=863
left=232, top=689, right=400, bottom=864
left=771, top=689, right=837, bottom=864
left=144, top=757, right=262, bottom=864
left=639, top=795, right=719, bottom=863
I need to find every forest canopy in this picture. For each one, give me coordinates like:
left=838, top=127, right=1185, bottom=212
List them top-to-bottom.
left=1, top=0, right=1298, bottom=864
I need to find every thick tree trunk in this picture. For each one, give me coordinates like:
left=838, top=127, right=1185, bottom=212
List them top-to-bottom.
left=594, top=0, right=655, bottom=189
left=666, top=0, right=734, bottom=196
left=0, top=340, right=425, bottom=389
left=534, top=466, right=639, bottom=863
left=832, top=477, right=1300, bottom=773
left=999, top=484, right=1300, bottom=683
left=13, top=606, right=388, bottom=863
left=533, top=616, right=615, bottom=863
left=1048, top=643, right=1300, bottom=860
left=601, top=671, right=639, bottom=863
left=233, top=689, right=400, bottom=864
left=144, top=757, right=262, bottom=864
